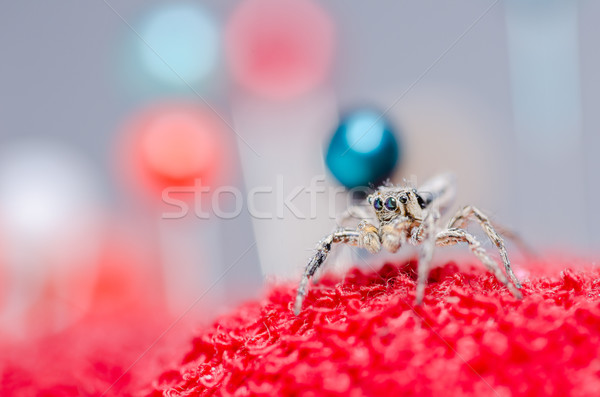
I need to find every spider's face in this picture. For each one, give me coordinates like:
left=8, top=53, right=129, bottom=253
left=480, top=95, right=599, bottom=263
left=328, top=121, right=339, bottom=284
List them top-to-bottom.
left=367, top=187, right=427, bottom=223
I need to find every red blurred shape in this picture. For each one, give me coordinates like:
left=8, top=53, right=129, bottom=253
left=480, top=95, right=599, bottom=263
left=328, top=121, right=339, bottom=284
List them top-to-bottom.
left=226, top=0, right=335, bottom=100
left=118, top=103, right=231, bottom=201
left=89, top=220, right=164, bottom=312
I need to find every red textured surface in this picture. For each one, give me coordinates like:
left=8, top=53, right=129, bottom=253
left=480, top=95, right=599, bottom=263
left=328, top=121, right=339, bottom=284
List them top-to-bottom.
left=148, top=259, right=600, bottom=397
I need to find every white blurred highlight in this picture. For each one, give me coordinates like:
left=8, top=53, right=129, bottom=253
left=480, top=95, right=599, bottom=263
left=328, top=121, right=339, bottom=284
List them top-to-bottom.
left=0, top=140, right=104, bottom=337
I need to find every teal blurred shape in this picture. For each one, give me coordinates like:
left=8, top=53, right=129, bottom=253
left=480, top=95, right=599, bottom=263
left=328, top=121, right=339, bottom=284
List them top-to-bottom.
left=138, top=3, right=218, bottom=86
left=325, top=110, right=400, bottom=189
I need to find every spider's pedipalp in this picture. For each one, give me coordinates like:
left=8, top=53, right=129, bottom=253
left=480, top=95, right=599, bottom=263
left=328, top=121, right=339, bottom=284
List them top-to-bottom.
left=379, top=216, right=411, bottom=253
left=358, top=221, right=381, bottom=253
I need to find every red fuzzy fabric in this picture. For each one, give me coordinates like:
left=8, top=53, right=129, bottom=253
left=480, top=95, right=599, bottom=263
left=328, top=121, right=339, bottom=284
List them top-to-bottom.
left=148, top=259, right=600, bottom=397
left=0, top=305, right=189, bottom=397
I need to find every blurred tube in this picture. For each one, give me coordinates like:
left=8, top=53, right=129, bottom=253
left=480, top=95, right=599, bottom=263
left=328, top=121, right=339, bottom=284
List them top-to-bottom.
left=226, top=0, right=339, bottom=279
left=505, top=0, right=588, bottom=248
left=231, top=90, right=339, bottom=279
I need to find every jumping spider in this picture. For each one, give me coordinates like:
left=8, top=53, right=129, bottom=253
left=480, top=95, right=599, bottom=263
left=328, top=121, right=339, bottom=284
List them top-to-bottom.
left=294, top=173, right=523, bottom=315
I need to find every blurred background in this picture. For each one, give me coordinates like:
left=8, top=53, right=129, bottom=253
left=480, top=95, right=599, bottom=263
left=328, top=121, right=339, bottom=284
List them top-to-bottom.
left=0, top=0, right=598, bottom=342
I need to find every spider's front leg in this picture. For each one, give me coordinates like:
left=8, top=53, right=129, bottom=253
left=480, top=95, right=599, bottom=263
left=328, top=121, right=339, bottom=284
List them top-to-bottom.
left=448, top=206, right=522, bottom=288
left=414, top=211, right=439, bottom=305
left=293, top=223, right=380, bottom=315
left=436, top=228, right=522, bottom=299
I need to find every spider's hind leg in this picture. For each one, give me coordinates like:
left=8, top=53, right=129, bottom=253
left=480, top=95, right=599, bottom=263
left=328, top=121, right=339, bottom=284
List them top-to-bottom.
left=448, top=206, right=522, bottom=289
left=436, top=228, right=522, bottom=299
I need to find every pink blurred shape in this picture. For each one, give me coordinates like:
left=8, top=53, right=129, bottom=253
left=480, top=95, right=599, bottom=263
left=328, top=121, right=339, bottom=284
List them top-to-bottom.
left=226, top=0, right=335, bottom=100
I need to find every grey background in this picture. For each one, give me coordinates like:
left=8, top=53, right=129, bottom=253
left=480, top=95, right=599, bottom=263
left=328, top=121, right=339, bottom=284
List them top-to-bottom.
left=0, top=0, right=598, bottom=314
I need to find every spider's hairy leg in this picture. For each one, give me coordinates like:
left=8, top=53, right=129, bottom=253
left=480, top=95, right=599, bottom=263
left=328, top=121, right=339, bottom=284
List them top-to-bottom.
left=448, top=206, right=522, bottom=288
left=415, top=212, right=437, bottom=305
left=294, top=225, right=379, bottom=315
left=436, top=228, right=522, bottom=299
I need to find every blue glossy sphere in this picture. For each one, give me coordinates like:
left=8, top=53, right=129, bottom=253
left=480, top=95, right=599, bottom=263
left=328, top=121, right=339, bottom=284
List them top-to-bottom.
left=325, top=110, right=401, bottom=189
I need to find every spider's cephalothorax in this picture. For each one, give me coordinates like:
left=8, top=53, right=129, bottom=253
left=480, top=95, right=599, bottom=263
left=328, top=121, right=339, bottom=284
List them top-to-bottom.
left=294, top=173, right=523, bottom=315
left=367, top=186, right=427, bottom=224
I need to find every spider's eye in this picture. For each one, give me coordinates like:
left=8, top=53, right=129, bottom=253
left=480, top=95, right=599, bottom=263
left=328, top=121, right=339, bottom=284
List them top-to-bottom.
left=415, top=193, right=427, bottom=209
left=367, top=195, right=373, bottom=205
left=399, top=195, right=408, bottom=204
left=373, top=197, right=383, bottom=211
left=384, top=197, right=397, bottom=211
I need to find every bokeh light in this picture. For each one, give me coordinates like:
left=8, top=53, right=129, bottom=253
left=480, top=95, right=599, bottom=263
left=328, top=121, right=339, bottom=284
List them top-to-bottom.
left=226, top=0, right=335, bottom=100
left=137, top=3, right=219, bottom=87
left=118, top=102, right=231, bottom=201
